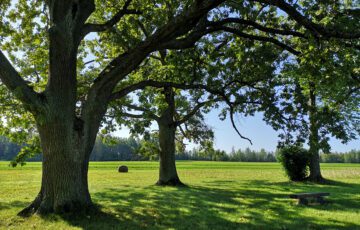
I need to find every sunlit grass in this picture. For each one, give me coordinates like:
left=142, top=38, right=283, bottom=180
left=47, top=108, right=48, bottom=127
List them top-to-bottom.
left=0, top=161, right=359, bottom=229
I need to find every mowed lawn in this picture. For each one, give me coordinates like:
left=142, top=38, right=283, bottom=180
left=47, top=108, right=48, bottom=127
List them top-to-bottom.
left=0, top=161, right=359, bottom=230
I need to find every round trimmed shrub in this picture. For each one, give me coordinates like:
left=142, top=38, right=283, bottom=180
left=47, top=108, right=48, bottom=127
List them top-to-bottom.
left=277, top=145, right=310, bottom=181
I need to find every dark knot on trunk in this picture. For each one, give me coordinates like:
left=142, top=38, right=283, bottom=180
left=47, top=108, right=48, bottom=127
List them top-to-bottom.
left=74, top=117, right=84, bottom=133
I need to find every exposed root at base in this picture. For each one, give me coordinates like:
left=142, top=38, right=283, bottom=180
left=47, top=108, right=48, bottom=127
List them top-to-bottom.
left=307, top=176, right=326, bottom=183
left=156, top=178, right=186, bottom=186
left=18, top=193, right=43, bottom=217
left=18, top=196, right=93, bottom=217
left=18, top=203, right=38, bottom=217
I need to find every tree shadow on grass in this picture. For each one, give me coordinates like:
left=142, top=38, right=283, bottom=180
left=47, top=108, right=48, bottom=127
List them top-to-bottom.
left=7, top=179, right=359, bottom=229
left=231, top=179, right=360, bottom=210
left=233, top=179, right=360, bottom=223
left=322, top=179, right=359, bottom=187
left=82, top=181, right=360, bottom=230
left=92, top=186, right=241, bottom=230
left=0, top=201, right=28, bottom=211
left=0, top=201, right=30, bottom=228
left=40, top=206, right=125, bottom=230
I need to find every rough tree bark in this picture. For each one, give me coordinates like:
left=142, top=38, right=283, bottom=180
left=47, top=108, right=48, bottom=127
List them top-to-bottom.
left=17, top=0, right=99, bottom=215
left=308, top=82, right=324, bottom=182
left=156, top=87, right=183, bottom=186
left=157, top=120, right=183, bottom=186
left=19, top=124, right=93, bottom=215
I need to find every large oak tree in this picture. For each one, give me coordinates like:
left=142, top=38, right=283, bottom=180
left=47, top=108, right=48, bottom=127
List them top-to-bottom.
left=0, top=0, right=358, bottom=215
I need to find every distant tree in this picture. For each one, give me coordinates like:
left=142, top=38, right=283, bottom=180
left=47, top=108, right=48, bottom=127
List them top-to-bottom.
left=107, top=38, right=281, bottom=185
left=268, top=45, right=360, bottom=182
left=117, top=86, right=215, bottom=185
left=0, top=136, right=21, bottom=160
left=90, top=136, right=141, bottom=161
left=137, top=136, right=160, bottom=161
left=258, top=149, right=267, bottom=162
left=320, top=153, right=344, bottom=163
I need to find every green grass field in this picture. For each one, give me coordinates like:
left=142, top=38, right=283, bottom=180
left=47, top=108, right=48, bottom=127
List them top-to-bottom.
left=0, top=161, right=359, bottom=230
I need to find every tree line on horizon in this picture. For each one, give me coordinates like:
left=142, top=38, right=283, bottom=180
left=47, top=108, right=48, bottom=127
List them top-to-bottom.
left=0, top=135, right=277, bottom=162
left=2, top=135, right=359, bottom=163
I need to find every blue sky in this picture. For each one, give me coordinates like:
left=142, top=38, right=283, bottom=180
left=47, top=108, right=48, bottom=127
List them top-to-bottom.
left=115, top=108, right=360, bottom=153
left=205, top=111, right=360, bottom=153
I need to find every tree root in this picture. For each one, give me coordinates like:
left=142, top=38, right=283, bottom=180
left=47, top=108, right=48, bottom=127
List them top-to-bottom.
left=307, top=175, right=326, bottom=183
left=156, top=178, right=185, bottom=186
left=17, top=191, right=93, bottom=217
left=18, top=192, right=43, bottom=217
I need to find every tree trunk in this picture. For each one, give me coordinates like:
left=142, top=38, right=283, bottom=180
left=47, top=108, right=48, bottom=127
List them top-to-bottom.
left=17, top=1, right=104, bottom=216
left=308, top=82, right=324, bottom=182
left=156, top=87, right=183, bottom=186
left=18, top=120, right=95, bottom=216
left=156, top=121, right=183, bottom=186
left=308, top=147, right=323, bottom=182
left=19, top=154, right=92, bottom=215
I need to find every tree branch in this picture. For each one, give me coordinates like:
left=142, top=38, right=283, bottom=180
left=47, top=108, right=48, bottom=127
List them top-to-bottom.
left=81, top=0, right=141, bottom=37
left=81, top=0, right=224, bottom=136
left=88, top=0, right=225, bottom=94
left=251, top=0, right=360, bottom=39
left=209, top=18, right=306, bottom=38
left=158, top=22, right=301, bottom=55
left=218, top=26, right=301, bottom=55
left=157, top=27, right=210, bottom=50
left=0, top=51, right=44, bottom=113
left=110, top=79, right=253, bottom=144
left=109, top=80, right=224, bottom=101
left=175, top=99, right=219, bottom=126
left=122, top=103, right=160, bottom=120
left=228, top=105, right=253, bottom=145
left=119, top=112, right=145, bottom=119
left=178, top=124, right=189, bottom=139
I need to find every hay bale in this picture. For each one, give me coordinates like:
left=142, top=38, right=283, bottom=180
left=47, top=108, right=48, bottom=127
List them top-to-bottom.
left=118, top=165, right=128, bottom=173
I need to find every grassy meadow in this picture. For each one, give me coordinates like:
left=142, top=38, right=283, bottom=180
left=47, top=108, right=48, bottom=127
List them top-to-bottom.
left=0, top=161, right=359, bottom=230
